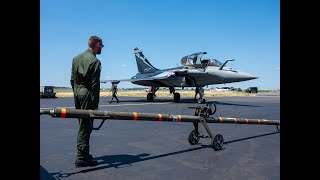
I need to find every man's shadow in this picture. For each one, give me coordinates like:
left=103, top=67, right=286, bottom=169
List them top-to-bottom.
left=51, top=131, right=279, bottom=179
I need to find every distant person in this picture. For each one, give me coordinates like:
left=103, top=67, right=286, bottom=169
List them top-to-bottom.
left=70, top=35, right=104, bottom=167
left=109, top=82, right=119, bottom=103
left=199, top=86, right=204, bottom=100
left=194, top=87, right=200, bottom=101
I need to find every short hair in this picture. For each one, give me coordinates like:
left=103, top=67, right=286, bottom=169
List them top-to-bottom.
left=88, top=36, right=102, bottom=48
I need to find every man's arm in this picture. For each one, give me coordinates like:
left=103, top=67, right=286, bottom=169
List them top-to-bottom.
left=70, top=60, right=75, bottom=90
left=90, top=60, right=101, bottom=109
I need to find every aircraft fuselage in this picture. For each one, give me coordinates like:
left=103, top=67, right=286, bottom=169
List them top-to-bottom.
left=131, top=66, right=256, bottom=87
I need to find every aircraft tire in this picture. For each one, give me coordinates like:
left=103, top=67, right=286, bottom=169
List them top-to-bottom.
left=174, top=92, right=180, bottom=102
left=147, top=93, right=154, bottom=102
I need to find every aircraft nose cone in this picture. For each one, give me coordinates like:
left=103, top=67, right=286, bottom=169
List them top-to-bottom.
left=213, top=70, right=258, bottom=83
left=240, top=72, right=258, bottom=81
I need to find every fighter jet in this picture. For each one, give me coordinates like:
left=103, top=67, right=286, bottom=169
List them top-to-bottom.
left=101, top=47, right=257, bottom=103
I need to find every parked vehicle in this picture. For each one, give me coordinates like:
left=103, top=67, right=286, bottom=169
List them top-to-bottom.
left=40, top=86, right=56, bottom=98
left=214, top=87, right=233, bottom=91
left=245, top=87, right=258, bottom=93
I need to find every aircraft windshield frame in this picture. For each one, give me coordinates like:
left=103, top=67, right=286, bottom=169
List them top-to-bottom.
left=180, top=52, right=225, bottom=67
left=189, top=52, right=206, bottom=65
left=207, top=58, right=223, bottom=67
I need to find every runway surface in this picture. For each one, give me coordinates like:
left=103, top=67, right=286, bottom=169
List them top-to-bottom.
left=40, top=94, right=280, bottom=180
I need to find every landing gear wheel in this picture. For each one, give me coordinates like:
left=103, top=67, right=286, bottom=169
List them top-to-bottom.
left=174, top=92, right=180, bottom=102
left=147, top=93, right=154, bottom=102
left=188, top=130, right=200, bottom=145
left=212, top=134, right=224, bottom=151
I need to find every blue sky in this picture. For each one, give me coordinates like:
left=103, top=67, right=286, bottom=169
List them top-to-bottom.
left=40, top=0, right=280, bottom=90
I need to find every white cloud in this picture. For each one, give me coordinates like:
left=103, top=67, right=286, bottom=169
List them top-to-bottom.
left=121, top=64, right=127, bottom=67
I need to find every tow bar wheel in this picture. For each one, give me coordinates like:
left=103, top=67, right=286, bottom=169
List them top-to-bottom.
left=188, top=130, right=200, bottom=145
left=212, top=134, right=224, bottom=151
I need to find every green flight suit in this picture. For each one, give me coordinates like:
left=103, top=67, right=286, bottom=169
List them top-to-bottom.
left=70, top=49, right=101, bottom=160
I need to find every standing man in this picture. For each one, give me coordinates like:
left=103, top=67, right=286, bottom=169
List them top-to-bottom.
left=70, top=35, right=104, bottom=167
left=109, top=82, right=119, bottom=103
left=197, top=86, right=206, bottom=104
left=199, top=86, right=204, bottom=100
left=194, top=87, right=200, bottom=101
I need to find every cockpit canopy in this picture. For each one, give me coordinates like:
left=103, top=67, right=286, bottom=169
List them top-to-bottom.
left=180, top=52, right=223, bottom=68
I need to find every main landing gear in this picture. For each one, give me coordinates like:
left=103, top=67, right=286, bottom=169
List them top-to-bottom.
left=145, top=86, right=206, bottom=103
left=146, top=86, right=181, bottom=102
left=173, top=92, right=180, bottom=102
left=147, top=93, right=155, bottom=102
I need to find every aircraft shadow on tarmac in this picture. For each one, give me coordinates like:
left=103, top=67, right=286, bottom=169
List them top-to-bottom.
left=103, top=98, right=260, bottom=107
left=103, top=98, right=200, bottom=103
left=213, top=101, right=261, bottom=107
left=49, top=131, right=279, bottom=179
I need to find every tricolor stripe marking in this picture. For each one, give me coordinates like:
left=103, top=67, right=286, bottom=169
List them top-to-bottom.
left=61, top=108, right=66, bottom=118
left=133, top=112, right=138, bottom=120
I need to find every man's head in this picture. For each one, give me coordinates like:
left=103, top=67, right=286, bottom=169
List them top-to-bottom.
left=88, top=35, right=104, bottom=55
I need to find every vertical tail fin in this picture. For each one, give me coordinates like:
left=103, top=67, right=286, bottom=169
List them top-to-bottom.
left=134, top=47, right=158, bottom=74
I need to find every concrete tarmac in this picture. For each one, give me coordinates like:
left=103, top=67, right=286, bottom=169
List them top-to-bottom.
left=40, top=94, right=280, bottom=180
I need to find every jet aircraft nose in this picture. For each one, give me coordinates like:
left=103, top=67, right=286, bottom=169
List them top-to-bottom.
left=220, top=70, right=258, bottom=83
left=238, top=72, right=258, bottom=81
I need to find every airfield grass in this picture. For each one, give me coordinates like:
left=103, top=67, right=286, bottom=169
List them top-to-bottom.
left=54, top=89, right=279, bottom=98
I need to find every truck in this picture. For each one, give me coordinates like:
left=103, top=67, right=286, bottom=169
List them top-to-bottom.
left=40, top=86, right=56, bottom=98
left=245, top=87, right=258, bottom=93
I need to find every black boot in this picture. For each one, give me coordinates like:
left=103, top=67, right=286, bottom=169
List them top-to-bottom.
left=88, top=154, right=93, bottom=160
left=75, top=158, right=98, bottom=167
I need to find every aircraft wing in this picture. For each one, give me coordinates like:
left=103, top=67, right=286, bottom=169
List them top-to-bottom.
left=100, top=70, right=181, bottom=84
left=100, top=76, right=170, bottom=84
left=101, top=79, right=130, bottom=84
